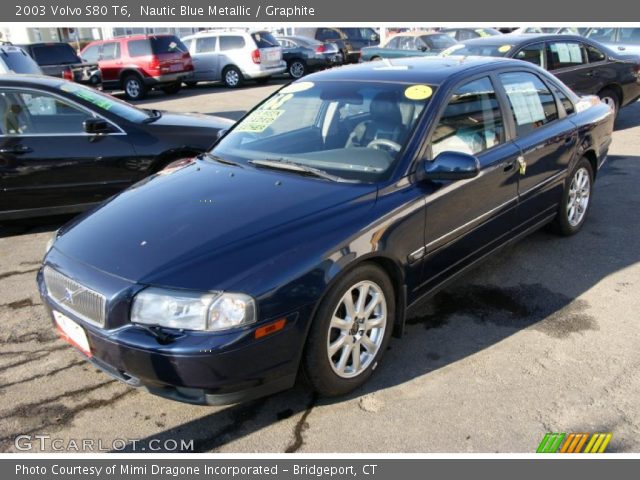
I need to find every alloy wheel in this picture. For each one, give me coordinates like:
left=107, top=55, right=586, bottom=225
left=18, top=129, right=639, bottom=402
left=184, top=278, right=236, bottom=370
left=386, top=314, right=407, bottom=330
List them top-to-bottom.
left=290, top=61, right=305, bottom=78
left=225, top=69, right=240, bottom=87
left=125, top=79, right=140, bottom=98
left=567, top=167, right=591, bottom=227
left=327, top=280, right=387, bottom=379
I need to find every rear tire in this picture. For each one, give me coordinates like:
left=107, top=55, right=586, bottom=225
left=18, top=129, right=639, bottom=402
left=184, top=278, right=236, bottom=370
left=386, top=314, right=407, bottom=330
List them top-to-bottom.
left=288, top=60, right=307, bottom=79
left=222, top=66, right=243, bottom=88
left=122, top=74, right=147, bottom=100
left=161, top=82, right=182, bottom=95
left=598, top=88, right=620, bottom=117
left=550, top=157, right=594, bottom=236
left=303, top=263, right=394, bottom=397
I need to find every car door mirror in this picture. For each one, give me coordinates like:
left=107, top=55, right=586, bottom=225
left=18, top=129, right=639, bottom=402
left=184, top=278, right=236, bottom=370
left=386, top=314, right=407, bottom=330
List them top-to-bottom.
left=83, top=118, right=113, bottom=134
left=422, top=151, right=480, bottom=181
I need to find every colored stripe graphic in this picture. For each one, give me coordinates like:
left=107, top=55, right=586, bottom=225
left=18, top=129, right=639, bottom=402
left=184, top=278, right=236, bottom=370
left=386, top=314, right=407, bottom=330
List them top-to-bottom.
left=537, top=432, right=613, bottom=453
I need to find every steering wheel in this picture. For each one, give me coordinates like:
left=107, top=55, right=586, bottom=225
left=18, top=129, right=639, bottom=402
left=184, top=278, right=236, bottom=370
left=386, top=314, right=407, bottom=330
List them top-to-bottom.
left=367, top=138, right=402, bottom=153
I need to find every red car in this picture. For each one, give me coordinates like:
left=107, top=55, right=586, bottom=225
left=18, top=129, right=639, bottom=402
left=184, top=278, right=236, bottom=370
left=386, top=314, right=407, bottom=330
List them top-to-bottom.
left=81, top=34, right=193, bottom=100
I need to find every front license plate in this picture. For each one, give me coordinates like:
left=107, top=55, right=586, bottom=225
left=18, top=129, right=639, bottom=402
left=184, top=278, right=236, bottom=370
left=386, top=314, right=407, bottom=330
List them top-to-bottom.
left=53, top=310, right=91, bottom=357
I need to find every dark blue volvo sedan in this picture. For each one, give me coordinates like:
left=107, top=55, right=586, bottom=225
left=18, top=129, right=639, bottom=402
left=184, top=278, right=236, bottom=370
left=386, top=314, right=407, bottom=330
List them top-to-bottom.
left=38, top=56, right=614, bottom=404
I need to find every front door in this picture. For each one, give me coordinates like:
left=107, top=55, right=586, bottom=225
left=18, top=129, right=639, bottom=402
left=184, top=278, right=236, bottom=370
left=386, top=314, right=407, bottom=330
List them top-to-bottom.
left=193, top=36, right=219, bottom=82
left=421, top=76, right=520, bottom=289
left=0, top=88, right=136, bottom=217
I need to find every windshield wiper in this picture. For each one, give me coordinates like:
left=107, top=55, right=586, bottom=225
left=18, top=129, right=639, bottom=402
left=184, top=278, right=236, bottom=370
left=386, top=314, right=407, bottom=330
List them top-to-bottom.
left=142, top=109, right=163, bottom=123
left=202, top=152, right=240, bottom=166
left=249, top=159, right=348, bottom=182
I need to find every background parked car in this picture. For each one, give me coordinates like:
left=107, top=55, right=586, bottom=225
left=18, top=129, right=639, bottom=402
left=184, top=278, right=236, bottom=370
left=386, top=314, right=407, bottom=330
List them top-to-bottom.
left=296, top=27, right=380, bottom=63
left=512, top=27, right=580, bottom=35
left=585, top=27, right=640, bottom=55
left=440, top=28, right=502, bottom=41
left=181, top=30, right=286, bottom=88
left=361, top=31, right=456, bottom=61
left=443, top=34, right=640, bottom=115
left=80, top=35, right=193, bottom=100
left=276, top=35, right=342, bottom=78
left=18, top=42, right=101, bottom=87
left=0, top=43, right=42, bottom=75
left=0, top=75, right=233, bottom=220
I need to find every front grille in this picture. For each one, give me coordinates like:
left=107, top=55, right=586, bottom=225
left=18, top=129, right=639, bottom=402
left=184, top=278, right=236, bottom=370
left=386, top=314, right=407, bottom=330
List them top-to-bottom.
left=44, top=266, right=106, bottom=327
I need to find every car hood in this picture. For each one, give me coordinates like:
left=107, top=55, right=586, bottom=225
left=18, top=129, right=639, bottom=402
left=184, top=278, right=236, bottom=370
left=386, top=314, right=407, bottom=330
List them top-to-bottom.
left=146, top=111, right=235, bottom=130
left=53, top=160, right=377, bottom=288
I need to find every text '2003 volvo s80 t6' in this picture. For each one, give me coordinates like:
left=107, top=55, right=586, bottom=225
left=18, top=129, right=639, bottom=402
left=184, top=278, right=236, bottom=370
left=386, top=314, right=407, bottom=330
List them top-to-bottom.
left=39, top=57, right=614, bottom=405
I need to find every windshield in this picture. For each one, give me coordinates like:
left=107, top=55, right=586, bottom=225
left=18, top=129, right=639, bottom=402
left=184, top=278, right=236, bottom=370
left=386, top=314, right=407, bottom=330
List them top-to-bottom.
left=212, top=80, right=434, bottom=183
left=58, top=82, right=149, bottom=122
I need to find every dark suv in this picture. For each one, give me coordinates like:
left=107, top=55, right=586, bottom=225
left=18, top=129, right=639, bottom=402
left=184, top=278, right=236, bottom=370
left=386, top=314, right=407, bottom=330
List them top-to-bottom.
left=298, top=27, right=380, bottom=63
left=80, top=35, right=193, bottom=100
left=19, top=42, right=101, bottom=86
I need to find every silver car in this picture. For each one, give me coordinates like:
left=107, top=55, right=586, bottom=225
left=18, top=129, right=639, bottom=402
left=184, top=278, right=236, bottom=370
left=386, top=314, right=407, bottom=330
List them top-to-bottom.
left=585, top=27, right=640, bottom=55
left=181, top=30, right=286, bottom=88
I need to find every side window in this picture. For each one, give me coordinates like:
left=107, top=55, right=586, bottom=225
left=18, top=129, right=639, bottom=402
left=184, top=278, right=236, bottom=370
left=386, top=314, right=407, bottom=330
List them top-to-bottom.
left=586, top=27, right=617, bottom=43
left=317, top=28, right=338, bottom=41
left=619, top=28, right=640, bottom=45
left=458, top=30, right=474, bottom=41
left=195, top=36, right=216, bottom=53
left=219, top=36, right=245, bottom=51
left=386, top=37, right=401, bottom=49
left=399, top=37, right=415, bottom=50
left=182, top=38, right=193, bottom=52
left=127, top=40, right=152, bottom=57
left=101, top=42, right=120, bottom=60
left=546, top=42, right=586, bottom=70
left=514, top=43, right=545, bottom=67
left=585, top=43, right=606, bottom=63
left=81, top=45, right=100, bottom=63
left=499, top=71, right=559, bottom=137
left=431, top=76, right=505, bottom=158
left=553, top=87, right=575, bottom=116
left=0, top=90, right=92, bottom=135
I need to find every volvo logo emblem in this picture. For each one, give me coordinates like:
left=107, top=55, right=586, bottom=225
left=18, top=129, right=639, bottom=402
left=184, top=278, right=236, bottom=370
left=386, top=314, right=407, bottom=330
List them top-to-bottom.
left=62, top=286, right=83, bottom=305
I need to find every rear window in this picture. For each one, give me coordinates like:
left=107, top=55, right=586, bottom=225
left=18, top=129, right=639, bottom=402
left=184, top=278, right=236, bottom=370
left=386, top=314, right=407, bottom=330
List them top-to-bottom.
left=251, top=32, right=279, bottom=48
left=422, top=34, right=456, bottom=50
left=150, top=36, right=188, bottom=54
left=127, top=39, right=152, bottom=57
left=32, top=44, right=79, bottom=65
left=0, top=49, right=42, bottom=74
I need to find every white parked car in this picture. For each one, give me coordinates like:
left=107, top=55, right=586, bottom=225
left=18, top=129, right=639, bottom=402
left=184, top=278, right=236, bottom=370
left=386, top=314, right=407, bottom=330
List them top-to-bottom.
left=181, top=30, right=286, bottom=88
left=0, top=43, right=42, bottom=75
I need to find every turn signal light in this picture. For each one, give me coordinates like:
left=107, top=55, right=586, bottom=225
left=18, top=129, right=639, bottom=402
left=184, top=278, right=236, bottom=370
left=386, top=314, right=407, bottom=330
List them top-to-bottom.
left=254, top=318, right=286, bottom=339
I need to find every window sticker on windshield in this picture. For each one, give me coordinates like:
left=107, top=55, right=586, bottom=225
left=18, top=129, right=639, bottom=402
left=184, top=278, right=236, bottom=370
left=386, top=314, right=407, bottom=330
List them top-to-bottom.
left=475, top=29, right=490, bottom=37
left=498, top=45, right=512, bottom=53
left=280, top=81, right=314, bottom=94
left=59, top=83, right=113, bottom=111
left=405, top=85, right=433, bottom=101
left=261, top=93, right=294, bottom=110
left=236, top=109, right=284, bottom=132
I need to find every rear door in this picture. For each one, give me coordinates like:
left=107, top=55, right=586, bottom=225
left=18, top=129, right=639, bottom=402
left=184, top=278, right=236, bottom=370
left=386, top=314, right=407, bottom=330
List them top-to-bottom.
left=193, top=36, right=219, bottom=81
left=97, top=41, right=122, bottom=86
left=545, top=41, right=597, bottom=95
left=497, top=71, right=578, bottom=227
left=421, top=75, right=520, bottom=286
left=0, top=88, right=136, bottom=216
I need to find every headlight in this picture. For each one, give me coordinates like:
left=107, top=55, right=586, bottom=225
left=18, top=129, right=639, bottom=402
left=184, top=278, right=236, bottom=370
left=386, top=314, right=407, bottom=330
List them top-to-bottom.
left=131, top=287, right=256, bottom=332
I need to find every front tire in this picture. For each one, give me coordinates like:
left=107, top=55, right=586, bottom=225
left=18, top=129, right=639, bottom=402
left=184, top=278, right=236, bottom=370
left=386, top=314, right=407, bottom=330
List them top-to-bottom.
left=551, top=157, right=594, bottom=236
left=303, top=263, right=394, bottom=397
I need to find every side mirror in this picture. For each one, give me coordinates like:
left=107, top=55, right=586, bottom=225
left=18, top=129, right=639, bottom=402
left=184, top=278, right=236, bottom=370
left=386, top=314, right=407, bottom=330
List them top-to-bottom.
left=418, top=46, right=428, bottom=52
left=83, top=118, right=112, bottom=135
left=422, top=151, right=480, bottom=181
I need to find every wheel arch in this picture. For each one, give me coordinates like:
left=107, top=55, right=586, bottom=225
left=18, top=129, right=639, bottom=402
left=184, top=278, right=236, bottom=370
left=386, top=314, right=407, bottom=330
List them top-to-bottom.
left=119, top=68, right=144, bottom=85
left=599, top=83, right=623, bottom=106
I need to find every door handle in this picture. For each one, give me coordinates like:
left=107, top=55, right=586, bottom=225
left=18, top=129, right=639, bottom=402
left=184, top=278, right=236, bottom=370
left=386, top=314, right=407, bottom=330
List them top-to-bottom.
left=585, top=70, right=598, bottom=77
left=0, top=145, right=32, bottom=154
left=503, top=161, right=515, bottom=173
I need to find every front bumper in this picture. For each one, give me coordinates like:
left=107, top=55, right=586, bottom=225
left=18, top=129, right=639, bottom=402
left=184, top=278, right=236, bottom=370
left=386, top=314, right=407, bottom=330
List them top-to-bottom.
left=37, top=251, right=308, bottom=405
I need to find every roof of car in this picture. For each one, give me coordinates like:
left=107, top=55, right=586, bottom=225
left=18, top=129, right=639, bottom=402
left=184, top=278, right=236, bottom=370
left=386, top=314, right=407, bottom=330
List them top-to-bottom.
left=458, top=33, right=589, bottom=46
left=276, top=35, right=319, bottom=43
left=304, top=55, right=531, bottom=85
left=0, top=73, right=68, bottom=87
